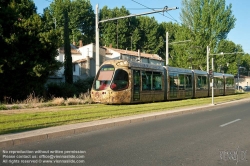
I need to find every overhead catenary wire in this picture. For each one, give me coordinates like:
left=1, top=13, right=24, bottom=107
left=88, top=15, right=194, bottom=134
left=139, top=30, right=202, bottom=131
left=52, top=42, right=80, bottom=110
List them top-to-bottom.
left=131, top=0, right=180, bottom=23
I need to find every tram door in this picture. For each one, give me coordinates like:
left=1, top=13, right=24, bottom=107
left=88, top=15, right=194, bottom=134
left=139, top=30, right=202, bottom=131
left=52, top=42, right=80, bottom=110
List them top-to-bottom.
left=133, top=70, right=140, bottom=101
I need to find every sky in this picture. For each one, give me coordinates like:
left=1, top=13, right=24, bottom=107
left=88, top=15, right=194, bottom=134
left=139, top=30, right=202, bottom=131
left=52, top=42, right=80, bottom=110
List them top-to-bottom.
left=33, top=0, right=250, bottom=54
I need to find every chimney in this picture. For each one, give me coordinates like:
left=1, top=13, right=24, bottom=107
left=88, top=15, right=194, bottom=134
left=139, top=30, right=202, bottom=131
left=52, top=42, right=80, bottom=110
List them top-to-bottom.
left=79, top=40, right=83, bottom=47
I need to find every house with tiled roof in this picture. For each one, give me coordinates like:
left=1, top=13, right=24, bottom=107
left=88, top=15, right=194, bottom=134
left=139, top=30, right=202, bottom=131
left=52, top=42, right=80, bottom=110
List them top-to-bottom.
left=50, top=42, right=164, bottom=83
left=51, top=42, right=106, bottom=83
left=103, top=46, right=164, bottom=66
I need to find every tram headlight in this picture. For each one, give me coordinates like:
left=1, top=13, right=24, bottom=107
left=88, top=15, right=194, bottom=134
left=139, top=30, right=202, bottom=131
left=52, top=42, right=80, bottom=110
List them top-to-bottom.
left=117, top=61, right=128, bottom=67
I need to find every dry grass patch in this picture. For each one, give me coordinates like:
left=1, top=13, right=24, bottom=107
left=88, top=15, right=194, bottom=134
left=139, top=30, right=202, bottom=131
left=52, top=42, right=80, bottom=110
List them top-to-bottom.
left=51, top=97, right=65, bottom=106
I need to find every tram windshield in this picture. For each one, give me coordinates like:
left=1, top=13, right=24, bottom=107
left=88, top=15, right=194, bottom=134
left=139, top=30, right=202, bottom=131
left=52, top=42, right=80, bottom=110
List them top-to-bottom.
left=93, top=65, right=129, bottom=91
left=94, top=65, right=115, bottom=90
left=110, top=69, right=129, bottom=91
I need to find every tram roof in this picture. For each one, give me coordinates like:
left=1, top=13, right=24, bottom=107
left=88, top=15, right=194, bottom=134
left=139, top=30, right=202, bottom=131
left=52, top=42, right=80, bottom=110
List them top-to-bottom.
left=129, top=61, right=165, bottom=71
left=165, top=66, right=193, bottom=74
left=192, top=69, right=207, bottom=75
left=213, top=72, right=224, bottom=77
left=223, top=73, right=234, bottom=77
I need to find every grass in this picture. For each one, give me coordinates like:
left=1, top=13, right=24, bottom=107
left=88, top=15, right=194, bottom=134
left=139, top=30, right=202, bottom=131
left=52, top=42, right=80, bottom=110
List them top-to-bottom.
left=0, top=93, right=249, bottom=135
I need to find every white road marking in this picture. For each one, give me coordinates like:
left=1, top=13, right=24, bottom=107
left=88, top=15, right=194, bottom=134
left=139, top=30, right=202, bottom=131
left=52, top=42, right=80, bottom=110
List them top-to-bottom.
left=220, top=119, right=241, bottom=127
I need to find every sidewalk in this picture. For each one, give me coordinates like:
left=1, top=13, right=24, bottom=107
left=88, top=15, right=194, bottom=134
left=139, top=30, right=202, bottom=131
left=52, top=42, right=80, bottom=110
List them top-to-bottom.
left=1, top=98, right=249, bottom=148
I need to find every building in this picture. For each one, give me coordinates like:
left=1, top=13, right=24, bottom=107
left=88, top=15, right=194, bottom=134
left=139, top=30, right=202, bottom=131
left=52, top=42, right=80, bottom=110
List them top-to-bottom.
left=49, top=43, right=105, bottom=83
left=50, top=43, right=164, bottom=83
left=103, top=46, right=164, bottom=66
left=235, top=75, right=250, bottom=88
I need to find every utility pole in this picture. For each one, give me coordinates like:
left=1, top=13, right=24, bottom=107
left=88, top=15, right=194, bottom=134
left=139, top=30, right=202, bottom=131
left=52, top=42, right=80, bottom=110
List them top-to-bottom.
left=95, top=4, right=99, bottom=75
left=95, top=5, right=178, bottom=74
left=117, top=21, right=118, bottom=49
left=166, top=32, right=168, bottom=65
left=207, top=45, right=244, bottom=105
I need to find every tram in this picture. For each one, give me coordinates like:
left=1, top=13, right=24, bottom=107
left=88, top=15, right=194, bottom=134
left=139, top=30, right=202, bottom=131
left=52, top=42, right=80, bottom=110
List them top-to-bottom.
left=91, top=60, right=235, bottom=104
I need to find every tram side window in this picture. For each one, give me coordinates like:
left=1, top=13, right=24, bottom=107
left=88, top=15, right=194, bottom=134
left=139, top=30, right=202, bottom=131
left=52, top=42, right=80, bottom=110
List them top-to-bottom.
left=111, top=69, right=129, bottom=91
left=142, top=71, right=152, bottom=90
left=153, top=72, right=162, bottom=90
left=169, top=73, right=178, bottom=90
left=179, top=74, right=185, bottom=90
left=186, top=75, right=192, bottom=89
left=197, top=76, right=207, bottom=89
left=214, top=77, right=223, bottom=89
left=213, top=78, right=218, bottom=89
left=218, top=78, right=224, bottom=89
left=226, top=78, right=234, bottom=89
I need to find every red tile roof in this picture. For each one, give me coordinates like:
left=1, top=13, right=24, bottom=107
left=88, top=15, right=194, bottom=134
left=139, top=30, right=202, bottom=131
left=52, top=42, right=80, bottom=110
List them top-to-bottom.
left=103, top=47, right=163, bottom=61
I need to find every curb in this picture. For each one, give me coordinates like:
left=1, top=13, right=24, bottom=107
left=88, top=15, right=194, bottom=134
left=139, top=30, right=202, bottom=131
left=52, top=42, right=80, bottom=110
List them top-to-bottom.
left=1, top=98, right=249, bottom=148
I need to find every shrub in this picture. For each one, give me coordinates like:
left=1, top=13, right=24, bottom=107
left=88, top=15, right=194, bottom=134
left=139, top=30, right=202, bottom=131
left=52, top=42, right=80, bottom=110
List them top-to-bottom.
left=46, top=77, right=94, bottom=99
left=73, top=77, right=94, bottom=96
left=47, top=82, right=77, bottom=98
left=79, top=90, right=92, bottom=104
left=23, top=92, right=44, bottom=104
left=51, top=97, right=65, bottom=106
left=65, top=97, right=81, bottom=105
left=0, top=105, right=7, bottom=110
left=11, top=105, right=21, bottom=109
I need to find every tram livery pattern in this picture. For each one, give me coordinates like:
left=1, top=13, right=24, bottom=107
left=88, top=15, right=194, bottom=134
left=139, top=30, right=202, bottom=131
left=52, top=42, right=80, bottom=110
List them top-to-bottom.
left=91, top=60, right=235, bottom=104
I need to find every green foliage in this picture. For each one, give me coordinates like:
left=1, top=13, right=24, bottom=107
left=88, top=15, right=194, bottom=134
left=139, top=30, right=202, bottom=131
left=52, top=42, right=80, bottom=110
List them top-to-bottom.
left=0, top=0, right=61, bottom=100
left=43, top=0, right=95, bottom=45
left=179, top=0, right=236, bottom=70
left=99, top=6, right=164, bottom=56
left=100, top=6, right=133, bottom=49
left=63, top=10, right=73, bottom=84
left=134, top=16, right=164, bottom=55
left=216, top=40, right=244, bottom=74
left=46, top=77, right=94, bottom=98
left=73, top=77, right=94, bottom=93
left=47, top=82, right=77, bottom=98
left=0, top=105, right=7, bottom=110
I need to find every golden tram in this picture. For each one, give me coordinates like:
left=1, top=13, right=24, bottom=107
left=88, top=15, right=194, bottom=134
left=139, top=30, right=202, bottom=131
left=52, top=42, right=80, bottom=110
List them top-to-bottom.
left=91, top=60, right=235, bottom=104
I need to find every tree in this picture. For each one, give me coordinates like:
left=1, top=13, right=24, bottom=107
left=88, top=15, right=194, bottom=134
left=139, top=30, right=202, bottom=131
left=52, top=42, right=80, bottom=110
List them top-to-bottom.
left=0, top=0, right=61, bottom=100
left=43, top=0, right=95, bottom=45
left=180, top=0, right=236, bottom=70
left=99, top=6, right=133, bottom=49
left=99, top=6, right=164, bottom=56
left=63, top=9, right=73, bottom=84
left=134, top=16, right=164, bottom=55
left=158, top=22, right=189, bottom=66
left=216, top=40, right=244, bottom=74
left=241, top=54, right=250, bottom=76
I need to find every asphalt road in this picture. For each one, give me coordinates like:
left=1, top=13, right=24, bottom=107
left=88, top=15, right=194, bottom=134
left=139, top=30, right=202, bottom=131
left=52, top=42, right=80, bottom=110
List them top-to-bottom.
left=1, top=101, right=249, bottom=166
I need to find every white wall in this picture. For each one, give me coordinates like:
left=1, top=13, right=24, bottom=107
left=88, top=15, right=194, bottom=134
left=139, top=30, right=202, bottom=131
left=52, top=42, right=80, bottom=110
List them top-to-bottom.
left=78, top=43, right=94, bottom=59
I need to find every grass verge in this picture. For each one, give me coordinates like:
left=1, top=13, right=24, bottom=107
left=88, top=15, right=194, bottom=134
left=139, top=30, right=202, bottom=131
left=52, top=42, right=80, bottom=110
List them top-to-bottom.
left=0, top=93, right=249, bottom=135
